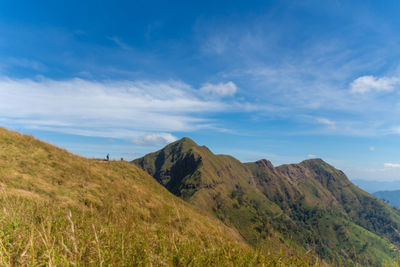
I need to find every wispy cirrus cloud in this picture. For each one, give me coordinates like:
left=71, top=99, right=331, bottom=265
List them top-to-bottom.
left=194, top=9, right=400, bottom=141
left=107, top=36, right=132, bottom=51
left=6, top=57, right=48, bottom=72
left=350, top=75, right=400, bottom=94
left=0, top=77, right=234, bottom=139
left=200, top=81, right=238, bottom=97
left=316, top=118, right=336, bottom=129
left=392, top=126, right=400, bottom=135
left=131, top=133, right=178, bottom=146
left=384, top=163, right=400, bottom=168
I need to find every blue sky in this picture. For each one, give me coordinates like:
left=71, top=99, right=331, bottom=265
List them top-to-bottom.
left=1, top=0, right=400, bottom=181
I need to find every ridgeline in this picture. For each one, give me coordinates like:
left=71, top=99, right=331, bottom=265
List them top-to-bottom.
left=0, top=127, right=316, bottom=266
left=134, top=137, right=400, bottom=266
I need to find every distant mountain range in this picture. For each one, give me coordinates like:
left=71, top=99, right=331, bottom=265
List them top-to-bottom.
left=134, top=137, right=400, bottom=266
left=352, top=179, right=400, bottom=194
left=374, top=190, right=400, bottom=209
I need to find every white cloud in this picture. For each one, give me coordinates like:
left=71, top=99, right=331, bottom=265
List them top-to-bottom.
left=201, top=21, right=400, bottom=140
left=203, top=35, right=228, bottom=54
left=107, top=36, right=132, bottom=50
left=6, top=57, right=47, bottom=71
left=350, top=75, right=399, bottom=93
left=0, top=77, right=231, bottom=139
left=199, top=81, right=238, bottom=97
left=316, top=118, right=336, bottom=129
left=392, top=126, right=400, bottom=135
left=131, top=133, right=178, bottom=146
left=369, top=146, right=375, bottom=151
left=307, top=154, right=317, bottom=158
left=384, top=163, right=400, bottom=168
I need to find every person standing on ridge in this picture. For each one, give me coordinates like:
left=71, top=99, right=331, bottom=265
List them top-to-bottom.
left=106, top=153, right=110, bottom=161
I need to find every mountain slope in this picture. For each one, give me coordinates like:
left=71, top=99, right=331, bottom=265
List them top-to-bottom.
left=0, top=127, right=314, bottom=266
left=134, top=137, right=400, bottom=266
left=134, top=138, right=284, bottom=245
left=275, top=159, right=400, bottom=263
left=374, top=190, right=400, bottom=208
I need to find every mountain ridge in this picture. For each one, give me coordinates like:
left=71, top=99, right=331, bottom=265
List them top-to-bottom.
left=0, top=127, right=317, bottom=266
left=134, top=137, right=400, bottom=266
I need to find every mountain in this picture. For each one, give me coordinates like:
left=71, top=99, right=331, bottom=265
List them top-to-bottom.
left=0, top=127, right=315, bottom=266
left=134, top=137, right=400, bottom=266
left=352, top=179, right=400, bottom=194
left=374, top=190, right=400, bottom=208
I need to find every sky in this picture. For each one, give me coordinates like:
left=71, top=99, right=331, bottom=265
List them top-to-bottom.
left=1, top=0, right=400, bottom=181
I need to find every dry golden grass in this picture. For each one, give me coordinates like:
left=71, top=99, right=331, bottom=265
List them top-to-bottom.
left=0, top=127, right=317, bottom=266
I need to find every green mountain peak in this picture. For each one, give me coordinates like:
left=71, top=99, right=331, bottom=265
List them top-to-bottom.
left=0, top=127, right=271, bottom=266
left=175, top=136, right=198, bottom=145
left=134, top=137, right=400, bottom=266
left=300, top=158, right=326, bottom=164
left=254, top=159, right=275, bottom=169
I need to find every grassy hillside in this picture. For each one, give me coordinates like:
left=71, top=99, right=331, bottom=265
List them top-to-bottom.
left=0, top=127, right=316, bottom=266
left=134, top=137, right=400, bottom=266
left=133, top=138, right=284, bottom=246
left=275, top=159, right=400, bottom=264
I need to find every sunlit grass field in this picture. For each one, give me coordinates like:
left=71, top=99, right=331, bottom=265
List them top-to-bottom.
left=0, top=127, right=317, bottom=266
